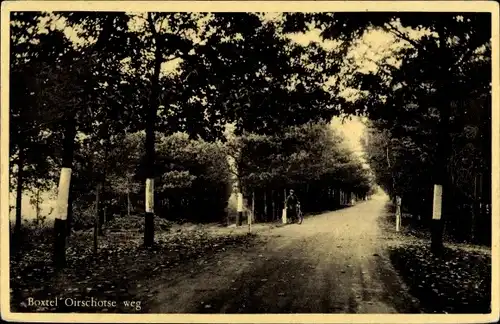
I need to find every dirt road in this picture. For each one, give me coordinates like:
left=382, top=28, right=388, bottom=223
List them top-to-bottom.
left=147, top=197, right=421, bottom=313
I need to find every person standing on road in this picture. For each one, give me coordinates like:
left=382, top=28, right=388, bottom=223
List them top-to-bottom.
left=285, top=189, right=300, bottom=224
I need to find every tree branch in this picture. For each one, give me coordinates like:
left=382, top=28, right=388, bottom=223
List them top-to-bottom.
left=147, top=12, right=159, bottom=38
left=383, top=22, right=425, bottom=51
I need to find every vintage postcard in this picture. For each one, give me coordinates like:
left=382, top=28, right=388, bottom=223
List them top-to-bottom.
left=1, top=1, right=499, bottom=323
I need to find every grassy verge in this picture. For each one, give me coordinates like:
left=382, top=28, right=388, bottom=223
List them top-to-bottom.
left=380, top=205, right=491, bottom=314
left=10, top=216, right=258, bottom=313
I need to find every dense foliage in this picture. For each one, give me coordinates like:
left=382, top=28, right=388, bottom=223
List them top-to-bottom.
left=10, top=11, right=490, bottom=246
left=10, top=12, right=373, bottom=230
left=282, top=12, right=492, bottom=244
left=228, top=122, right=373, bottom=221
left=67, top=124, right=373, bottom=227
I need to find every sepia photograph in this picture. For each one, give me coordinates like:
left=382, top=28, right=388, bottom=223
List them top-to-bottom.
left=1, top=1, right=498, bottom=323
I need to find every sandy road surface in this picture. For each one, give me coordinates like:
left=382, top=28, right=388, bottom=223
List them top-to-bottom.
left=147, top=198, right=421, bottom=313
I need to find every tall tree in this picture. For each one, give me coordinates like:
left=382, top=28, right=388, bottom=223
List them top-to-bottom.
left=10, top=12, right=64, bottom=246
left=43, top=12, right=135, bottom=267
left=128, top=12, right=200, bottom=246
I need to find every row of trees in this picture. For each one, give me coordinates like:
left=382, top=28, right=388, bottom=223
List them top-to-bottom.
left=11, top=10, right=491, bottom=267
left=10, top=11, right=373, bottom=267
left=289, top=12, right=492, bottom=246
left=358, top=14, right=492, bottom=246
left=362, top=110, right=491, bottom=245
left=11, top=122, right=373, bottom=230
left=229, top=122, right=372, bottom=223
left=63, top=123, right=373, bottom=231
left=67, top=131, right=231, bottom=229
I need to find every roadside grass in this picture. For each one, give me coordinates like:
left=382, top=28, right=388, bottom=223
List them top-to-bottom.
left=379, top=205, right=491, bottom=314
left=9, top=215, right=259, bottom=313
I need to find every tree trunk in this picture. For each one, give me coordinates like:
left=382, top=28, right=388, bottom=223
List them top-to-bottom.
left=52, top=14, right=114, bottom=262
left=144, top=14, right=163, bottom=247
left=431, top=101, right=451, bottom=255
left=53, top=116, right=77, bottom=268
left=97, top=127, right=110, bottom=236
left=14, top=144, right=24, bottom=245
left=471, top=174, right=479, bottom=242
left=66, top=183, right=74, bottom=237
left=94, top=183, right=100, bottom=255
left=98, top=186, right=105, bottom=236
left=127, top=187, right=131, bottom=217
left=35, top=188, right=41, bottom=224
left=283, top=188, right=287, bottom=223
left=271, top=189, right=275, bottom=221
left=249, top=190, right=254, bottom=232
left=252, top=190, right=256, bottom=223
left=263, top=190, right=267, bottom=222
left=236, top=192, right=243, bottom=226
left=98, top=194, right=105, bottom=236
left=396, top=196, right=402, bottom=232
left=226, top=200, right=230, bottom=226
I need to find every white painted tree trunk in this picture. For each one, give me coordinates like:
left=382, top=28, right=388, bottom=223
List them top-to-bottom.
left=56, top=168, right=72, bottom=221
left=143, top=177, right=155, bottom=246
left=145, top=178, right=154, bottom=213
left=432, top=184, right=443, bottom=220
left=282, top=189, right=287, bottom=224
left=249, top=191, right=254, bottom=233
left=237, top=192, right=243, bottom=226
left=237, top=192, right=243, bottom=212
left=396, top=196, right=402, bottom=232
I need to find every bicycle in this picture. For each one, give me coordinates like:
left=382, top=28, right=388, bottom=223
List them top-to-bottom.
left=287, top=204, right=303, bottom=224
left=297, top=204, right=303, bottom=224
